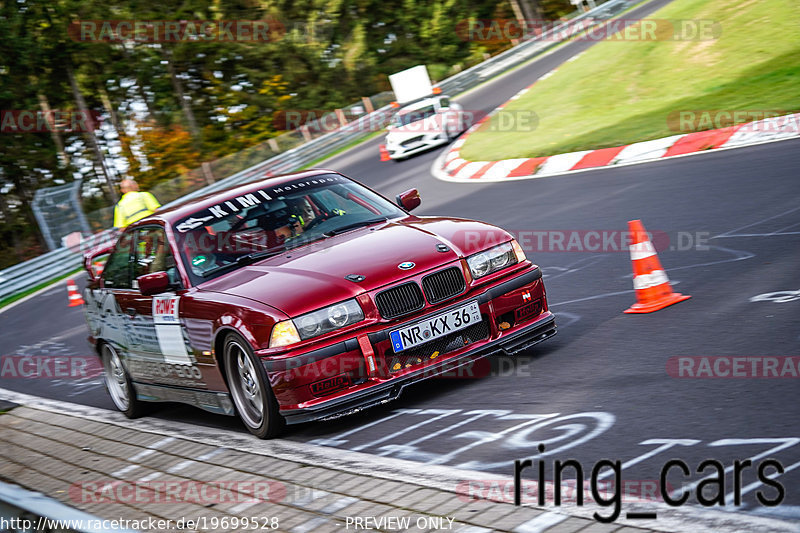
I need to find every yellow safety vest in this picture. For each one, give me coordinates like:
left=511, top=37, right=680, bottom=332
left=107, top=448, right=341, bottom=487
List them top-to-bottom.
left=114, top=191, right=161, bottom=228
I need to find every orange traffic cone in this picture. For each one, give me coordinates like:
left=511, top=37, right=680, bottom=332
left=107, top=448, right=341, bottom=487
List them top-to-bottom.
left=379, top=144, right=391, bottom=162
left=624, top=220, right=690, bottom=313
left=92, top=261, right=105, bottom=277
left=67, top=279, right=85, bottom=307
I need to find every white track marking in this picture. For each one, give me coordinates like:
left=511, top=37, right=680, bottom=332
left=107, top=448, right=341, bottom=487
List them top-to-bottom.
left=713, top=205, right=800, bottom=238
left=771, top=220, right=800, bottom=234
left=712, top=231, right=800, bottom=238
left=663, top=246, right=754, bottom=272
left=540, top=256, right=609, bottom=282
left=549, top=289, right=635, bottom=307
left=750, top=289, right=800, bottom=304
left=551, top=311, right=580, bottom=328
left=308, top=408, right=419, bottom=447
left=351, top=409, right=461, bottom=451
left=377, top=410, right=510, bottom=457
left=463, top=412, right=615, bottom=471
left=450, top=413, right=562, bottom=469
left=146, top=436, right=175, bottom=449
left=128, top=437, right=175, bottom=461
left=668, top=438, right=800, bottom=501
left=596, top=439, right=701, bottom=480
left=197, top=448, right=226, bottom=461
left=128, top=449, right=156, bottom=462
left=166, top=459, right=196, bottom=473
left=728, top=459, right=800, bottom=506
left=111, top=465, right=139, bottom=478
left=137, top=472, right=162, bottom=482
left=319, top=496, right=358, bottom=514
left=513, top=512, right=567, bottom=532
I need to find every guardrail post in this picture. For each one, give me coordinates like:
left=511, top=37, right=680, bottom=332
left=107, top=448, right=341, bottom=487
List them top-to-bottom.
left=361, top=97, right=374, bottom=114
left=335, top=109, right=347, bottom=128
left=201, top=162, right=216, bottom=185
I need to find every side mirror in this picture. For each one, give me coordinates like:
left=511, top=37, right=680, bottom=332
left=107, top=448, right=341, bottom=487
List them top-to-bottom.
left=396, top=188, right=421, bottom=212
left=138, top=271, right=171, bottom=296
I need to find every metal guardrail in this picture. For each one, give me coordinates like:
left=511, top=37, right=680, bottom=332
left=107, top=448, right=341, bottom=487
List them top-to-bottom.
left=0, top=0, right=634, bottom=303
left=0, top=247, right=82, bottom=301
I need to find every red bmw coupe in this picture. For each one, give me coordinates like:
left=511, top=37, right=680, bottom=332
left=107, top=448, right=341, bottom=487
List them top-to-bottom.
left=83, top=170, right=556, bottom=438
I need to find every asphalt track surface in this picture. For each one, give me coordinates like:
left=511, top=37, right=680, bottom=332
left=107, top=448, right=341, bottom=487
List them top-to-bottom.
left=2, top=0, right=799, bottom=523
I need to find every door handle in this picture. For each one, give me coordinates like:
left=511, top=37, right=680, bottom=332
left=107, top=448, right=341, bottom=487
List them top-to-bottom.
left=126, top=307, right=137, bottom=317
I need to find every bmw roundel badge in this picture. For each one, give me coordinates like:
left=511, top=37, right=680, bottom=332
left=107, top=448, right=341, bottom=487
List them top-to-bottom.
left=398, top=261, right=415, bottom=270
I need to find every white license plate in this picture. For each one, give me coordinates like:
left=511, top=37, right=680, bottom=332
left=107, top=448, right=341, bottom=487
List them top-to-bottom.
left=389, top=301, right=481, bottom=352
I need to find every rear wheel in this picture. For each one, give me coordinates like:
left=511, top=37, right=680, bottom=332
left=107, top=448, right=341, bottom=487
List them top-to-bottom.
left=223, top=334, right=285, bottom=439
left=101, top=343, right=146, bottom=418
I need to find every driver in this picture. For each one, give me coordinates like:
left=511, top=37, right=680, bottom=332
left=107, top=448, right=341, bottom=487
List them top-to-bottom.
left=263, top=197, right=347, bottom=242
left=275, top=198, right=317, bottom=240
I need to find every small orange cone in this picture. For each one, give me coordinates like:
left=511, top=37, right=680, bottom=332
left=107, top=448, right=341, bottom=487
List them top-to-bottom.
left=379, top=144, right=391, bottom=162
left=624, top=220, right=690, bottom=313
left=92, top=261, right=105, bottom=277
left=67, top=279, right=85, bottom=307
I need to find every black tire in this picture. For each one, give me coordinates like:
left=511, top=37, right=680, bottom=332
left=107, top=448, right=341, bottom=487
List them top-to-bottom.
left=223, top=333, right=285, bottom=439
left=100, top=343, right=147, bottom=418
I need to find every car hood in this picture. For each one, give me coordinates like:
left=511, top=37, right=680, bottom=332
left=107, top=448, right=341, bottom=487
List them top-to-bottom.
left=198, top=217, right=510, bottom=317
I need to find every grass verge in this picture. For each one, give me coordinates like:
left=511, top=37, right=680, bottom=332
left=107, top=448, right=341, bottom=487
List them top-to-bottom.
left=460, top=0, right=800, bottom=160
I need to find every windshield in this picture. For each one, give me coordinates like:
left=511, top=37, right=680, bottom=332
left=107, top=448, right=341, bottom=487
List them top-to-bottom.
left=394, top=105, right=437, bottom=127
left=174, top=173, right=405, bottom=284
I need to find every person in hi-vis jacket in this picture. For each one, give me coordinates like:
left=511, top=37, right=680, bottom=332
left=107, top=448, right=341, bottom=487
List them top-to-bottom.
left=113, top=179, right=161, bottom=228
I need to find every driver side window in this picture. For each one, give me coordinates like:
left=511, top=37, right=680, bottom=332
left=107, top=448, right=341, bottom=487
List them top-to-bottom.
left=133, top=227, right=180, bottom=288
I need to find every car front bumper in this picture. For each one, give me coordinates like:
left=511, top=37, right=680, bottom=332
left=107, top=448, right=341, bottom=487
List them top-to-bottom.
left=386, top=135, right=449, bottom=159
left=260, top=266, right=556, bottom=425
left=279, top=312, right=555, bottom=424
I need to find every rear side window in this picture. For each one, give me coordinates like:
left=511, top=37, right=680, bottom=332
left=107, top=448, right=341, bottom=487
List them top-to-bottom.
left=102, top=232, right=133, bottom=289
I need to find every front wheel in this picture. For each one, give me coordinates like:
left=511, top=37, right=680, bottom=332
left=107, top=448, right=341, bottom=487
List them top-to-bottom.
left=223, top=334, right=285, bottom=439
left=101, top=343, right=146, bottom=418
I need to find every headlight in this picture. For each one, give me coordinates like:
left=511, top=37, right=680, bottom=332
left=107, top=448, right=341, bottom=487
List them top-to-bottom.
left=466, top=241, right=519, bottom=279
left=270, top=299, right=365, bottom=348
left=270, top=320, right=301, bottom=348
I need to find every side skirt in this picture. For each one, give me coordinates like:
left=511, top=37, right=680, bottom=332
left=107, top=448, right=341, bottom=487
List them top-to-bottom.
left=133, top=382, right=235, bottom=416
